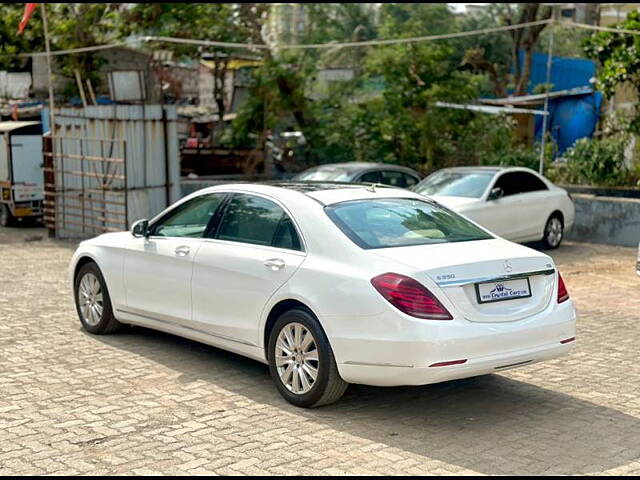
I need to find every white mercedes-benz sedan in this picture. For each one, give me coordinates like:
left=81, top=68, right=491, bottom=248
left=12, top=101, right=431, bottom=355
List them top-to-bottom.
left=413, top=167, right=575, bottom=249
left=70, top=182, right=577, bottom=407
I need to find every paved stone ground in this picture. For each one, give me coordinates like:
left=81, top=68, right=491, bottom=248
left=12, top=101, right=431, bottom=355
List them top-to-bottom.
left=1, top=224, right=639, bottom=475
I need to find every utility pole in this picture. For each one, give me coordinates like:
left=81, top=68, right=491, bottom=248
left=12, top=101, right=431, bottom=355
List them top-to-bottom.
left=41, top=3, right=55, bottom=137
left=539, top=6, right=556, bottom=175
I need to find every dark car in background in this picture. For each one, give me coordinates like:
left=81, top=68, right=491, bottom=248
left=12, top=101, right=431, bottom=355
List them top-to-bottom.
left=293, top=162, right=422, bottom=189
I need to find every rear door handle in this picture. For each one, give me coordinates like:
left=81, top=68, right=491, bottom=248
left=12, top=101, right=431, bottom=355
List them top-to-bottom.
left=175, top=245, right=190, bottom=256
left=264, top=258, right=285, bottom=271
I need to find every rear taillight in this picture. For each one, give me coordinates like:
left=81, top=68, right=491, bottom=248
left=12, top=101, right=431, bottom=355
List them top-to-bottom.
left=557, top=272, right=570, bottom=303
left=371, top=273, right=453, bottom=320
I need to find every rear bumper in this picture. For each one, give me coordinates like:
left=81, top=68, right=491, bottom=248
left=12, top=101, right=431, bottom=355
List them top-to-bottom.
left=8, top=200, right=43, bottom=217
left=326, top=300, right=577, bottom=386
left=338, top=340, right=573, bottom=386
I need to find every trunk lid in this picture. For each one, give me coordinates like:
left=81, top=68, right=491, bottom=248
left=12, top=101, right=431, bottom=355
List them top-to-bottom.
left=371, top=239, right=556, bottom=323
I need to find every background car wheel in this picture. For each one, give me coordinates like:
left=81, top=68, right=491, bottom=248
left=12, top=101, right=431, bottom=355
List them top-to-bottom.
left=0, top=204, right=14, bottom=227
left=542, top=214, right=564, bottom=249
left=74, top=262, right=122, bottom=334
left=268, top=308, right=348, bottom=408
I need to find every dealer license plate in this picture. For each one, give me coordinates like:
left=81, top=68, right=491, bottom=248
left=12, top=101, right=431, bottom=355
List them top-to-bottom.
left=475, top=277, right=531, bottom=304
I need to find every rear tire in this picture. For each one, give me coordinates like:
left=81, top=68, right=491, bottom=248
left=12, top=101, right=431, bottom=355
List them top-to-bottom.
left=0, top=204, right=14, bottom=227
left=542, top=214, right=564, bottom=249
left=74, top=262, right=122, bottom=334
left=268, top=308, right=348, bottom=408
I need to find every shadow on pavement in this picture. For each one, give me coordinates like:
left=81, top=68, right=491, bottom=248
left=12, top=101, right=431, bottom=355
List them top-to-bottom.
left=92, top=325, right=640, bottom=475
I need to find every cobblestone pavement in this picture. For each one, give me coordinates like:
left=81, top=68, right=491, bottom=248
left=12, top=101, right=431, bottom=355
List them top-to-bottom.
left=1, top=225, right=639, bottom=475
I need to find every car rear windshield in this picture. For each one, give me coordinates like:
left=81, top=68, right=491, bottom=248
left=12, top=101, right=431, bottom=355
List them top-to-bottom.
left=325, top=198, right=492, bottom=249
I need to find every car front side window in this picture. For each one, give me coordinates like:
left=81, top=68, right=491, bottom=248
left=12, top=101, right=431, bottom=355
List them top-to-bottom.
left=359, top=171, right=381, bottom=184
left=492, top=172, right=524, bottom=197
left=150, top=193, right=226, bottom=238
left=214, top=193, right=302, bottom=251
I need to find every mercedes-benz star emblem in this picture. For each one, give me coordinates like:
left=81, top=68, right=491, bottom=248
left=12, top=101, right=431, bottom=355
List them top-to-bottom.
left=504, top=260, right=513, bottom=273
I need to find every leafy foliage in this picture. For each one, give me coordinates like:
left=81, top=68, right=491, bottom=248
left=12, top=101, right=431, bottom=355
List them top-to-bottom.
left=3, top=3, right=554, bottom=179
left=231, top=3, right=543, bottom=175
left=0, top=4, right=44, bottom=71
left=47, top=4, right=122, bottom=93
left=457, top=4, right=551, bottom=97
left=583, top=11, right=640, bottom=132
left=559, top=134, right=631, bottom=186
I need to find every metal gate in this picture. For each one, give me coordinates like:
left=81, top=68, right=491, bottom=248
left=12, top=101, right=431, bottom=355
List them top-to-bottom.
left=43, top=135, right=128, bottom=238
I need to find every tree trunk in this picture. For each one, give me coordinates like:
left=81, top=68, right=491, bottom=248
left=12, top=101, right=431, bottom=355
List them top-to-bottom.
left=515, top=46, right=533, bottom=96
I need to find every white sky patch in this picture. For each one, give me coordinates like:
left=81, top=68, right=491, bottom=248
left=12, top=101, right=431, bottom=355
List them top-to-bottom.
left=449, top=3, right=487, bottom=13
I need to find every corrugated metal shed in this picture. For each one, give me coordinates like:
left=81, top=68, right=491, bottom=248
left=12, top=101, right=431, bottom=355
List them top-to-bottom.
left=45, top=105, right=180, bottom=238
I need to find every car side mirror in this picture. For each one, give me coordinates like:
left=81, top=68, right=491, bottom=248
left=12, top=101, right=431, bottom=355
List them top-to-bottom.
left=488, top=187, right=504, bottom=201
left=131, top=219, right=149, bottom=238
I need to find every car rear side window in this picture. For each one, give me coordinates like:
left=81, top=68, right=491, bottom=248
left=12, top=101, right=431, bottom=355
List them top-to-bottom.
left=380, top=170, right=411, bottom=188
left=493, top=172, right=548, bottom=196
left=215, top=193, right=302, bottom=251
left=325, top=198, right=492, bottom=249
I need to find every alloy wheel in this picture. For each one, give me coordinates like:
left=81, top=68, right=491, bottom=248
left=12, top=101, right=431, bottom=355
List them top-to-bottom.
left=546, top=217, right=563, bottom=248
left=78, top=272, right=104, bottom=327
left=275, top=322, right=319, bottom=394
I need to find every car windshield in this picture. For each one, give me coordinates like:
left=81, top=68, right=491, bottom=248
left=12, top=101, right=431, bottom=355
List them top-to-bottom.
left=295, top=168, right=352, bottom=182
left=414, top=171, right=495, bottom=198
left=325, top=198, right=492, bottom=249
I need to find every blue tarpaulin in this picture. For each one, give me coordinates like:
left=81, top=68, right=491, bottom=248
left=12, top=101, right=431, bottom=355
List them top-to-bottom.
left=520, top=51, right=601, bottom=155
left=525, top=52, right=596, bottom=93
left=534, top=91, right=603, bottom=155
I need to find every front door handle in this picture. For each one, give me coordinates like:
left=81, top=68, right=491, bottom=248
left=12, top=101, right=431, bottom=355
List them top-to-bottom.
left=175, top=245, right=190, bottom=256
left=264, top=258, right=285, bottom=271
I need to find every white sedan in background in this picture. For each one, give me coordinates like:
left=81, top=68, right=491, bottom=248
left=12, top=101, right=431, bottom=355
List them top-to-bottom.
left=413, top=167, right=575, bottom=249
left=70, top=182, right=576, bottom=407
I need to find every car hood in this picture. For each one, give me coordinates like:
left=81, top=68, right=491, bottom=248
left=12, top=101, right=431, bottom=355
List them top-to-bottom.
left=428, top=195, right=480, bottom=210
left=80, top=231, right=131, bottom=247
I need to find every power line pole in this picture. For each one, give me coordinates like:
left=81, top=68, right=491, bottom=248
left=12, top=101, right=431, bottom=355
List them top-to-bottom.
left=41, top=4, right=55, bottom=136
left=539, top=7, right=556, bottom=175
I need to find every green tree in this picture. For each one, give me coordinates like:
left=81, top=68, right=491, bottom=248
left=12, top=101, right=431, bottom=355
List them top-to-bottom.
left=47, top=3, right=122, bottom=94
left=351, top=3, right=484, bottom=171
left=458, top=3, right=552, bottom=97
left=0, top=4, right=44, bottom=71
left=583, top=11, right=640, bottom=132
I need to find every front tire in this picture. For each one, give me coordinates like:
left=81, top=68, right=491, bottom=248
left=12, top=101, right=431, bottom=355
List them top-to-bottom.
left=0, top=204, right=14, bottom=227
left=542, top=214, right=564, bottom=249
left=74, top=262, right=122, bottom=334
left=268, top=308, right=348, bottom=408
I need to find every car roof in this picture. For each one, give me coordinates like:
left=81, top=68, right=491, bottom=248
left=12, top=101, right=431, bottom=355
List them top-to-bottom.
left=302, top=162, right=420, bottom=174
left=432, top=166, right=545, bottom=175
left=434, top=166, right=504, bottom=174
left=195, top=181, right=424, bottom=206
